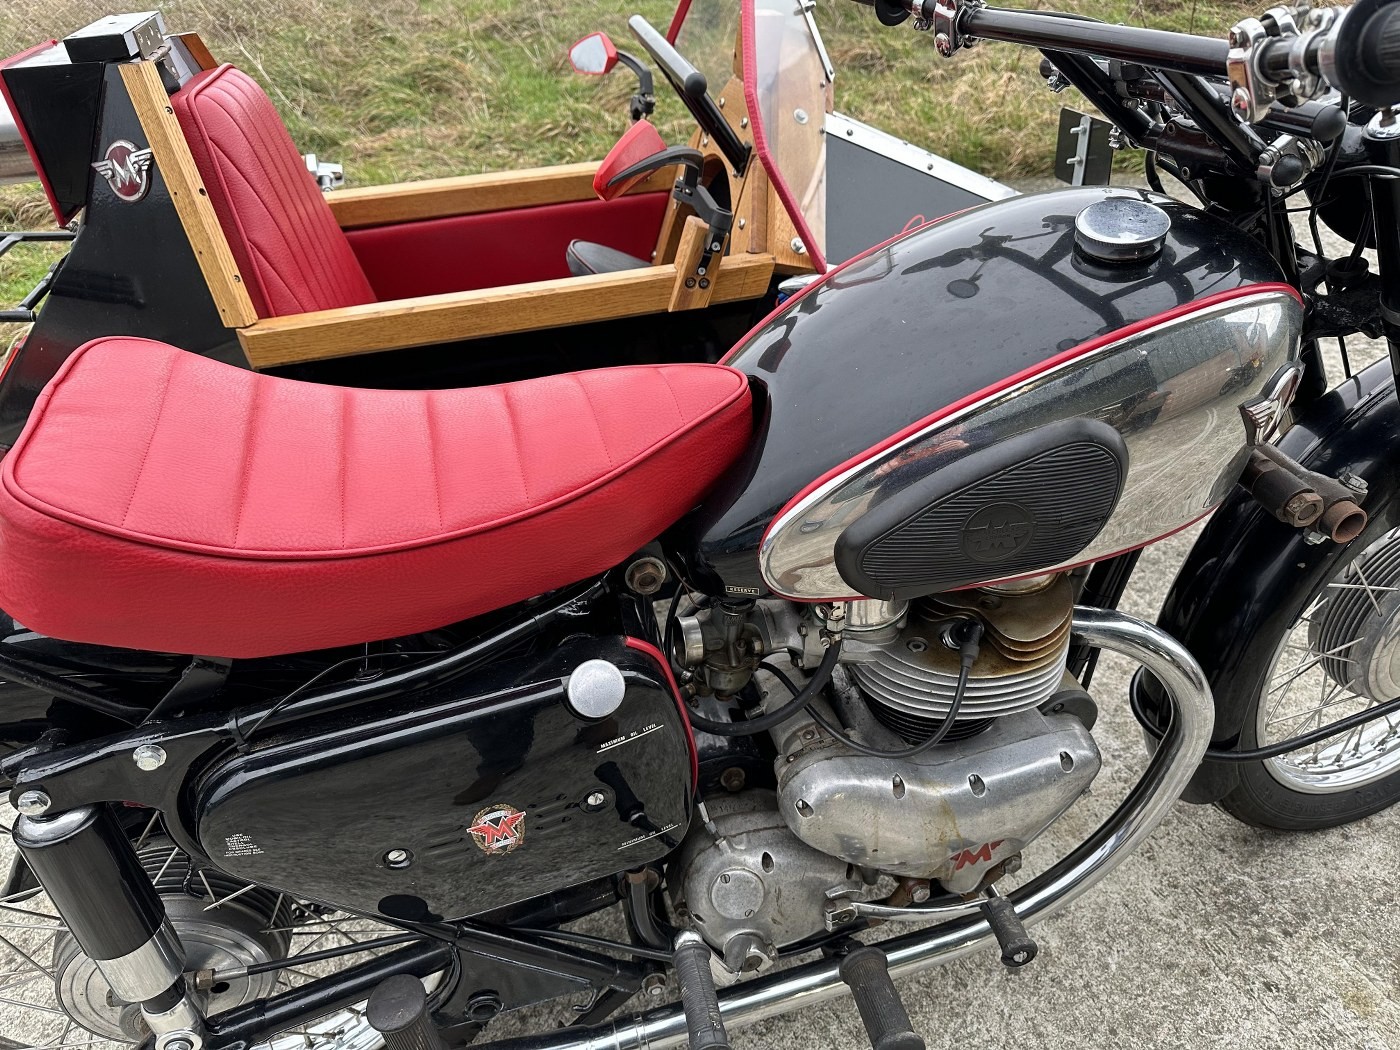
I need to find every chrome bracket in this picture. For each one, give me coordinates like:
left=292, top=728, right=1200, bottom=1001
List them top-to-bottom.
left=929, top=0, right=983, bottom=56
left=1229, top=5, right=1336, bottom=123
left=1227, top=17, right=1278, bottom=123
left=1254, top=133, right=1325, bottom=190
left=303, top=153, right=345, bottom=192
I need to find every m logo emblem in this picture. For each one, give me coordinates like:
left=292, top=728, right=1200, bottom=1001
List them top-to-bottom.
left=92, top=140, right=155, bottom=203
left=961, top=502, right=1035, bottom=562
left=467, top=804, right=527, bottom=855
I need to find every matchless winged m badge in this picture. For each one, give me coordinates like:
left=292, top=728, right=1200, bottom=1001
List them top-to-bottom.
left=92, top=140, right=156, bottom=203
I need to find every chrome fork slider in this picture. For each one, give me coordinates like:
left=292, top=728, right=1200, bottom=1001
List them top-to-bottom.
left=473, top=607, right=1215, bottom=1050
left=12, top=803, right=208, bottom=1048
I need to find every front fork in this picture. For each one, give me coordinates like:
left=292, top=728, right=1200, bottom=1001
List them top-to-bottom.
left=13, top=805, right=207, bottom=1050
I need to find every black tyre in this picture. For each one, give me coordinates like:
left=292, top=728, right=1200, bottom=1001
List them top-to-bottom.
left=1215, top=518, right=1400, bottom=830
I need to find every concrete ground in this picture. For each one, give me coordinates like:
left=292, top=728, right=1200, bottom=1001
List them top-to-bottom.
left=2, top=214, right=1398, bottom=1050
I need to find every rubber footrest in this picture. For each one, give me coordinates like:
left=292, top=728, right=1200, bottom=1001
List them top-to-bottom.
left=838, top=945, right=926, bottom=1050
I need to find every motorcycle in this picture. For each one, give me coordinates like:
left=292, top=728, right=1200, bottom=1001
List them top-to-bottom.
left=0, top=0, right=1398, bottom=1049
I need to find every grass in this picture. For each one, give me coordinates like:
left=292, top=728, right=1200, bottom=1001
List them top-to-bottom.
left=0, top=0, right=1246, bottom=317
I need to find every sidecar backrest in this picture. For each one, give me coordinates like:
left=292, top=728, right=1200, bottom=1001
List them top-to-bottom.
left=172, top=65, right=377, bottom=319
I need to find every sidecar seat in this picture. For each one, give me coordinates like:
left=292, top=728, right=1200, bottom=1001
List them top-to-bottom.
left=171, top=64, right=664, bottom=315
left=172, top=65, right=377, bottom=318
left=0, top=338, right=752, bottom=658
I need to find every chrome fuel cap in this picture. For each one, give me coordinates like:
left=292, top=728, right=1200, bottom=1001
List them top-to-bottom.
left=1073, top=197, right=1171, bottom=263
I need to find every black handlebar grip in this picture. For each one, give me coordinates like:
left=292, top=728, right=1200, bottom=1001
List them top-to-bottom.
left=1331, top=0, right=1400, bottom=109
left=1361, top=4, right=1400, bottom=88
left=673, top=933, right=731, bottom=1050
left=837, top=946, right=926, bottom=1050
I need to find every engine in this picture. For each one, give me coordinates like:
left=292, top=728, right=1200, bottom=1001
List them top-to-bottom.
left=669, top=578, right=1100, bottom=971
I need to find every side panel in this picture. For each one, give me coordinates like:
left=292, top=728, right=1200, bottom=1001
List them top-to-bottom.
left=1143, top=359, right=1400, bottom=804
left=196, top=637, right=694, bottom=921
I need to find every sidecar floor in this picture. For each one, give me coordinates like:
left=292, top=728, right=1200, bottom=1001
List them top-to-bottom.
left=0, top=337, right=752, bottom=658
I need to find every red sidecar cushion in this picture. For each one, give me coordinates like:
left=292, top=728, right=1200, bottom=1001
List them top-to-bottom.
left=173, top=65, right=377, bottom=318
left=0, top=339, right=752, bottom=658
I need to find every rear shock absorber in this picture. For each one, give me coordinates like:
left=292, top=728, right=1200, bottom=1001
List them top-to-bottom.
left=13, top=804, right=207, bottom=1049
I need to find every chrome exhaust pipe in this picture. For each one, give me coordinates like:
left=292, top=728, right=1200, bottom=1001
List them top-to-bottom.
left=0, top=95, right=38, bottom=186
left=481, top=607, right=1214, bottom=1050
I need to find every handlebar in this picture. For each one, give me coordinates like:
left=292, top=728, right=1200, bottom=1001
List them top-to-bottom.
left=851, top=0, right=1400, bottom=112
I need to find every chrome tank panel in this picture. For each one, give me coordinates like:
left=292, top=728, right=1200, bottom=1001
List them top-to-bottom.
left=676, top=185, right=1298, bottom=600
left=764, top=289, right=1303, bottom=598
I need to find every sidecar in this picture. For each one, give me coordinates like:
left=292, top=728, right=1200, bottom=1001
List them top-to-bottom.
left=0, top=0, right=1006, bottom=446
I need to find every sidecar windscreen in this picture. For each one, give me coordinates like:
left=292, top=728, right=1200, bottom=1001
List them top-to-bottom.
left=671, top=0, right=1014, bottom=266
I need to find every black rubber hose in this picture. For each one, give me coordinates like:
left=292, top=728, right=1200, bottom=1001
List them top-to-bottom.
left=800, top=621, right=984, bottom=760
left=684, top=641, right=842, bottom=736
left=1131, top=682, right=1400, bottom=763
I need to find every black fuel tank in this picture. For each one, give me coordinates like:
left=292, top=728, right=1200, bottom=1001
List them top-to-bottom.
left=673, top=186, right=1292, bottom=599
left=194, top=637, right=693, bottom=922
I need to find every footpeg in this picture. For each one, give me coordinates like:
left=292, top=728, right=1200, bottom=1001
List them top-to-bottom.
left=981, top=887, right=1038, bottom=967
left=672, top=931, right=731, bottom=1050
left=837, top=945, right=925, bottom=1050
left=367, top=974, right=448, bottom=1050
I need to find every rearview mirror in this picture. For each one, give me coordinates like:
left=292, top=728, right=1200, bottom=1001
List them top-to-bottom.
left=569, top=32, right=618, bottom=76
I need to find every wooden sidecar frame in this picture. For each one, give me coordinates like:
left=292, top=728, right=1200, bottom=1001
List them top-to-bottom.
left=109, top=36, right=788, bottom=371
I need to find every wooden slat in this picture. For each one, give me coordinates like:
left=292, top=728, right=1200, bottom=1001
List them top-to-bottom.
left=173, top=32, right=217, bottom=72
left=121, top=60, right=258, bottom=328
left=325, top=164, right=674, bottom=229
left=668, top=216, right=722, bottom=312
left=238, top=254, right=775, bottom=368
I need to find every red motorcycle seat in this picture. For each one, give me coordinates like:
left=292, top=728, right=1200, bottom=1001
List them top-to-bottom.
left=0, top=339, right=752, bottom=658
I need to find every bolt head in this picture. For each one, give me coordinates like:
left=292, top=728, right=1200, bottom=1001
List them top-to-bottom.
left=935, top=31, right=953, bottom=56
left=1231, top=87, right=1252, bottom=115
left=133, top=744, right=167, bottom=771
left=15, top=789, right=50, bottom=816
left=586, top=791, right=607, bottom=808
left=383, top=848, right=414, bottom=869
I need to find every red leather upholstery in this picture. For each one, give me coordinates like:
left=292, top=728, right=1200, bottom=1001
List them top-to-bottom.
left=173, top=66, right=376, bottom=318
left=594, top=120, right=668, bottom=201
left=346, top=192, right=668, bottom=299
left=0, top=338, right=752, bottom=658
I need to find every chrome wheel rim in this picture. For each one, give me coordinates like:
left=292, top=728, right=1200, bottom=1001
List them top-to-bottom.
left=1258, top=527, right=1400, bottom=793
left=0, top=812, right=435, bottom=1050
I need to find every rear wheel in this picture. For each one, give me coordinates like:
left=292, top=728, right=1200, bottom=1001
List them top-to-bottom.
left=1217, top=522, right=1400, bottom=828
left=0, top=820, right=439, bottom=1050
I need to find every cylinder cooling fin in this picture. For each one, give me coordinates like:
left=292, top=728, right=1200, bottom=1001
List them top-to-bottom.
left=849, top=576, right=1074, bottom=739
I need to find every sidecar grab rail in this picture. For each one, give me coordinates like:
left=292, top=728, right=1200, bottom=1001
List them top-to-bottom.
left=475, top=607, right=1214, bottom=1050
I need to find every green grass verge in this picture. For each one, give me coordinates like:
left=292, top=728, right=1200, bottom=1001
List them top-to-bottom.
left=0, top=0, right=1246, bottom=322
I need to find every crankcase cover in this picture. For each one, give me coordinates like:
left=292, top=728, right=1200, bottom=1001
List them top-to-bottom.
left=195, top=637, right=693, bottom=922
left=775, top=706, right=1099, bottom=893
